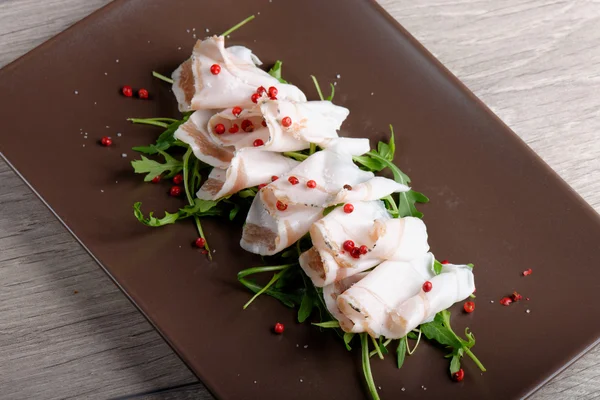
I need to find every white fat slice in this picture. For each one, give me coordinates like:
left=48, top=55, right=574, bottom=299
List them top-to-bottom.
left=171, top=36, right=306, bottom=111
left=207, top=99, right=349, bottom=152
left=173, top=110, right=234, bottom=169
left=240, top=141, right=374, bottom=255
left=196, top=149, right=299, bottom=200
left=329, top=176, right=410, bottom=206
left=299, top=202, right=429, bottom=287
left=335, top=253, right=436, bottom=337
left=389, top=263, right=475, bottom=338
left=323, top=272, right=367, bottom=332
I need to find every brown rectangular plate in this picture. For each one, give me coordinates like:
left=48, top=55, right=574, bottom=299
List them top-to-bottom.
left=1, top=0, right=599, bottom=398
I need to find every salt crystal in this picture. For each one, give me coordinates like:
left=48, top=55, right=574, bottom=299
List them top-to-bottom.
left=258, top=11, right=261, bottom=15
left=193, top=28, right=196, bottom=31
left=206, top=28, right=210, bottom=33
left=186, top=29, right=190, bottom=33
left=193, top=34, right=197, bottom=39
left=227, top=35, right=231, bottom=39
left=148, top=40, right=151, bottom=43
left=178, top=47, right=182, bottom=50
left=116, top=59, right=119, bottom=63
left=104, top=72, right=108, bottom=76
left=336, top=74, right=341, bottom=79
left=334, top=82, right=337, bottom=86
left=74, top=90, right=79, bottom=94
left=371, top=92, right=374, bottom=96
left=94, top=102, right=97, bottom=105
left=106, top=126, right=110, bottom=128
left=117, top=133, right=122, bottom=137
left=82, top=144, right=85, bottom=147
left=121, top=153, right=127, bottom=158
left=115, top=181, right=118, bottom=183
left=100, top=190, right=104, bottom=193
left=213, top=249, right=216, bottom=253
left=490, top=300, right=494, bottom=303
left=526, top=309, right=531, bottom=313
left=296, top=344, right=299, bottom=347
left=303, top=345, right=308, bottom=349
left=300, top=379, right=303, bottom=383
left=254, top=381, right=257, bottom=384
left=378, top=386, right=382, bottom=390
left=423, top=387, right=427, bottom=391
left=401, top=388, right=405, bottom=392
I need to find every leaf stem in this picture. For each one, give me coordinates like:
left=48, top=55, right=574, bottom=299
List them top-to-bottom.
left=221, top=15, right=256, bottom=37
left=152, top=71, right=174, bottom=84
left=310, top=75, right=325, bottom=101
left=128, top=118, right=169, bottom=128
left=309, top=143, right=316, bottom=155
left=183, top=148, right=211, bottom=259
left=283, top=151, right=309, bottom=161
left=238, top=264, right=296, bottom=279
left=243, top=267, right=289, bottom=309
left=406, top=329, right=422, bottom=355
left=361, top=334, right=381, bottom=400
left=371, top=336, right=384, bottom=360
left=369, top=338, right=392, bottom=358
left=465, top=348, right=486, bottom=372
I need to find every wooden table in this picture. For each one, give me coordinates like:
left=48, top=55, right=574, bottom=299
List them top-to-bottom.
left=1, top=0, right=598, bottom=398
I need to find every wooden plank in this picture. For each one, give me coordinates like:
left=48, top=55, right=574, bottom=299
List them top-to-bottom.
left=0, top=0, right=598, bottom=398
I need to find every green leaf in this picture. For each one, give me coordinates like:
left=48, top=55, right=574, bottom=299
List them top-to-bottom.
left=268, top=60, right=288, bottom=84
left=326, top=83, right=335, bottom=101
left=132, top=118, right=187, bottom=154
left=131, top=150, right=183, bottom=182
left=353, top=154, right=386, bottom=172
left=237, top=188, right=257, bottom=198
left=397, top=189, right=429, bottom=219
left=133, top=199, right=223, bottom=227
left=133, top=203, right=180, bottom=226
left=229, top=203, right=241, bottom=221
left=323, top=204, right=342, bottom=216
left=433, top=260, right=444, bottom=275
left=298, top=292, right=314, bottom=323
left=312, top=320, right=340, bottom=328
left=419, top=320, right=463, bottom=349
left=407, top=331, right=419, bottom=340
left=343, top=332, right=355, bottom=351
left=397, top=337, right=407, bottom=369
left=450, top=354, right=461, bottom=374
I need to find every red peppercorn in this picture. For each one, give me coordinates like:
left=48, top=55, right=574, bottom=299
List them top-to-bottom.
left=210, top=64, right=221, bottom=75
left=122, top=85, right=133, bottom=97
left=257, top=86, right=267, bottom=95
left=268, top=86, right=278, bottom=98
left=138, top=88, right=149, bottom=99
left=251, top=93, right=260, bottom=103
left=232, top=106, right=242, bottom=117
left=281, top=116, right=292, bottom=127
left=241, top=119, right=252, bottom=131
left=262, top=119, right=267, bottom=127
left=214, top=123, right=225, bottom=135
left=228, top=124, right=239, bottom=134
left=100, top=136, right=112, bottom=146
left=253, top=139, right=264, bottom=147
left=172, top=173, right=183, bottom=185
left=151, top=175, right=161, bottom=183
left=271, top=176, right=279, bottom=182
left=288, top=176, right=299, bottom=185
left=306, top=180, right=317, bottom=189
left=258, top=183, right=267, bottom=189
left=343, top=184, right=353, bottom=190
left=169, top=186, right=182, bottom=197
left=276, top=200, right=288, bottom=211
left=343, top=203, right=354, bottom=214
left=195, top=237, right=206, bottom=248
left=343, top=240, right=355, bottom=252
left=359, top=245, right=368, bottom=255
left=351, top=247, right=361, bottom=259
left=201, top=249, right=208, bottom=255
left=441, top=260, right=449, bottom=264
left=522, top=268, right=532, bottom=276
left=422, top=281, right=433, bottom=292
left=511, top=291, right=523, bottom=302
left=500, top=296, right=513, bottom=306
left=463, top=301, right=475, bottom=313
left=274, top=322, right=284, bottom=334
left=452, top=369, right=464, bottom=382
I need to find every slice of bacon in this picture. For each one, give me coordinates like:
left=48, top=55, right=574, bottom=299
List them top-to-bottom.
left=171, top=36, right=306, bottom=111
left=208, top=99, right=349, bottom=152
left=173, top=110, right=234, bottom=169
left=196, top=148, right=299, bottom=200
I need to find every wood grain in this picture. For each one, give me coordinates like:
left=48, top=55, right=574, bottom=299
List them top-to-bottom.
left=0, top=0, right=598, bottom=399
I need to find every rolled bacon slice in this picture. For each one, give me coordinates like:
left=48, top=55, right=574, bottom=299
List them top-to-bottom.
left=171, top=36, right=306, bottom=111
left=208, top=99, right=349, bottom=152
left=173, top=110, right=234, bottom=169
left=240, top=138, right=374, bottom=255
left=196, top=148, right=299, bottom=200
left=329, top=176, right=410, bottom=206
left=299, top=201, right=429, bottom=287
left=336, top=255, right=475, bottom=339
left=323, top=272, right=367, bottom=332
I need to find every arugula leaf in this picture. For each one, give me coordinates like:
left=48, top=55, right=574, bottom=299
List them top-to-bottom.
left=268, top=61, right=288, bottom=84
left=326, top=83, right=335, bottom=102
left=131, top=118, right=188, bottom=155
left=131, top=149, right=183, bottom=182
left=237, top=188, right=258, bottom=198
left=397, top=190, right=429, bottom=219
left=133, top=199, right=223, bottom=227
left=229, top=203, right=241, bottom=221
left=323, top=204, right=341, bottom=216
left=433, top=259, right=444, bottom=275
left=298, top=292, right=314, bottom=323
left=420, top=310, right=486, bottom=374
left=312, top=320, right=340, bottom=328
left=407, top=331, right=419, bottom=340
left=343, top=332, right=355, bottom=351
left=397, top=337, right=407, bottom=369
